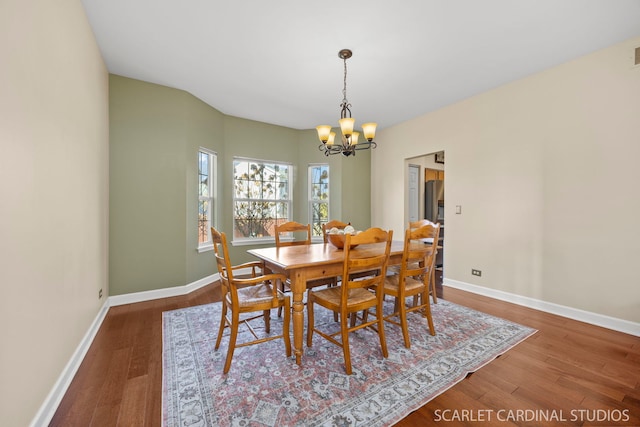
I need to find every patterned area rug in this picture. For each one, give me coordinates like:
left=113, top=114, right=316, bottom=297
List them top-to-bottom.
left=162, top=299, right=536, bottom=427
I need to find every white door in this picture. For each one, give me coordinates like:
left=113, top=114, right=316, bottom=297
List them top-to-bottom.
left=408, top=164, right=420, bottom=223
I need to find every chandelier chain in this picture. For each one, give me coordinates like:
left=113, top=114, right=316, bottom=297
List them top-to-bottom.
left=342, top=56, right=348, bottom=104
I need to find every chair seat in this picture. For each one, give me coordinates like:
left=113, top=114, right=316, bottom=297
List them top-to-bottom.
left=388, top=262, right=421, bottom=273
left=384, top=274, right=425, bottom=293
left=226, top=283, right=285, bottom=308
left=310, top=286, right=376, bottom=310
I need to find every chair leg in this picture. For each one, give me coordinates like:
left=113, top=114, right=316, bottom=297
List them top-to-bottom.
left=430, top=268, right=438, bottom=303
left=332, top=278, right=339, bottom=322
left=278, top=282, right=286, bottom=317
left=423, top=289, right=436, bottom=336
left=306, top=294, right=314, bottom=348
left=399, top=297, right=410, bottom=348
left=283, top=298, right=292, bottom=357
left=215, top=300, right=228, bottom=350
left=377, top=301, right=389, bottom=358
left=263, top=309, right=271, bottom=333
left=223, top=310, right=240, bottom=374
left=340, top=311, right=352, bottom=375
left=350, top=312, right=358, bottom=328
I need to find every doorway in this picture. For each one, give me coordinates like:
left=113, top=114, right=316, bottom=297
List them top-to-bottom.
left=405, top=151, right=445, bottom=297
left=404, top=152, right=445, bottom=226
left=408, top=164, right=420, bottom=223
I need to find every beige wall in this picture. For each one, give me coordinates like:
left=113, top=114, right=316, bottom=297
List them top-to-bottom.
left=0, top=0, right=109, bottom=425
left=373, top=36, right=640, bottom=323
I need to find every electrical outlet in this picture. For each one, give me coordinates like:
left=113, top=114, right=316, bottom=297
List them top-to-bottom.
left=471, top=269, right=482, bottom=277
left=99, top=288, right=103, bottom=299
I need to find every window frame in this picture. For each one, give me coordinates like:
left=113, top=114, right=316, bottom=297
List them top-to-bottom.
left=197, top=148, right=217, bottom=253
left=231, top=156, right=293, bottom=245
left=308, top=163, right=329, bottom=241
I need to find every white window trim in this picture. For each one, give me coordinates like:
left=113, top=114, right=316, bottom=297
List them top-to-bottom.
left=197, top=148, right=217, bottom=252
left=231, top=156, right=293, bottom=245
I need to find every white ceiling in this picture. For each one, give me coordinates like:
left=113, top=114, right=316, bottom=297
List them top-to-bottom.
left=81, top=0, right=640, bottom=131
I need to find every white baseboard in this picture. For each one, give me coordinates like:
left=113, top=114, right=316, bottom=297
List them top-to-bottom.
left=32, top=272, right=220, bottom=426
left=109, top=273, right=219, bottom=306
left=443, top=278, right=640, bottom=337
left=30, top=299, right=111, bottom=427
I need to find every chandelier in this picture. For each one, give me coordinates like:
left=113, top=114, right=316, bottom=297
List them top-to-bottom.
left=316, top=49, right=377, bottom=157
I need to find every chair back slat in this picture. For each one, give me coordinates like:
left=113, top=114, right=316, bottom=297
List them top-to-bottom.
left=409, top=219, right=439, bottom=229
left=322, top=220, right=349, bottom=243
left=275, top=221, right=311, bottom=247
left=401, top=223, right=440, bottom=283
left=211, top=226, right=234, bottom=283
left=342, top=228, right=393, bottom=293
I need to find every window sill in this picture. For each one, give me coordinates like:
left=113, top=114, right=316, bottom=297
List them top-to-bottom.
left=231, top=238, right=276, bottom=247
left=197, top=243, right=214, bottom=253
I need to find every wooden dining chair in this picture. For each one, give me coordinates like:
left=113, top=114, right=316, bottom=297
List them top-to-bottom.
left=322, top=219, right=349, bottom=243
left=322, top=219, right=368, bottom=323
left=408, top=219, right=441, bottom=303
left=408, top=219, right=437, bottom=229
left=275, top=221, right=311, bottom=247
left=382, top=222, right=440, bottom=348
left=211, top=226, right=291, bottom=374
left=306, top=227, right=393, bottom=375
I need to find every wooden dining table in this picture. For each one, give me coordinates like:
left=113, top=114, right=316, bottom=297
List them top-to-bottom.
left=248, top=240, right=422, bottom=365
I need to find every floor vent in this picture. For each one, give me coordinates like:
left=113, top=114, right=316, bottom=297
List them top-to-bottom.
left=635, top=47, right=640, bottom=66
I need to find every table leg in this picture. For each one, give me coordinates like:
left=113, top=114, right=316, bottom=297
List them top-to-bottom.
left=290, top=270, right=305, bottom=365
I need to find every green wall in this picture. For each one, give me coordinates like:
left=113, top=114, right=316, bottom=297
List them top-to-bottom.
left=109, top=74, right=371, bottom=295
left=185, top=90, right=225, bottom=283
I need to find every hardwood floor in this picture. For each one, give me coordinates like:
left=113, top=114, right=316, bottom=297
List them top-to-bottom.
left=50, top=285, right=640, bottom=426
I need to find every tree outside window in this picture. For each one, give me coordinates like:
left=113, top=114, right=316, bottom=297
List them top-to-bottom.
left=233, top=158, right=291, bottom=240
left=309, top=164, right=329, bottom=237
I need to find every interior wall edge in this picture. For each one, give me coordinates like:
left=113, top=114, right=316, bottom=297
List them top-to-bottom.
left=31, top=271, right=228, bottom=425
left=443, top=279, right=640, bottom=337
left=29, top=300, right=111, bottom=427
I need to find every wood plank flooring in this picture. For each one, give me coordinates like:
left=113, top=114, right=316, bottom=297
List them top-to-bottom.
left=50, top=285, right=640, bottom=426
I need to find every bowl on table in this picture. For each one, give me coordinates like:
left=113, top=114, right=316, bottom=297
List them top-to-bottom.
left=327, top=230, right=359, bottom=249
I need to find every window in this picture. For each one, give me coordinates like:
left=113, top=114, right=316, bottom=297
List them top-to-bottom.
left=198, top=148, right=217, bottom=251
left=233, top=158, right=291, bottom=241
left=309, top=164, right=329, bottom=237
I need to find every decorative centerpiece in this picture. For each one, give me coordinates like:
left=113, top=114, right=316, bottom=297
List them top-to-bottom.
left=326, top=225, right=359, bottom=249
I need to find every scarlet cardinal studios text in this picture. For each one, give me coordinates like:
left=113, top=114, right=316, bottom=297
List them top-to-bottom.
left=433, top=408, right=630, bottom=423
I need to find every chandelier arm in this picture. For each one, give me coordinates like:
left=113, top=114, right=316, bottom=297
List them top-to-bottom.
left=340, top=102, right=352, bottom=119
left=353, top=141, right=376, bottom=150
left=319, top=144, right=345, bottom=156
